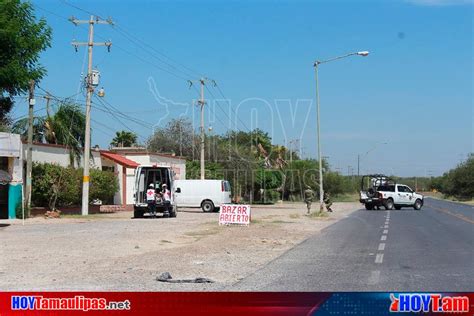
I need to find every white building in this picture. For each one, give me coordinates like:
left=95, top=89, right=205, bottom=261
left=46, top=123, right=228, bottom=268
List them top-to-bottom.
left=0, top=133, right=23, bottom=219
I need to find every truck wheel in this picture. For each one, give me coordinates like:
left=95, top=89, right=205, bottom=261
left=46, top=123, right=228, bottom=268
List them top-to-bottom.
left=384, top=199, right=394, bottom=210
left=413, top=199, right=422, bottom=210
left=201, top=200, right=215, bottom=212
left=365, top=203, right=374, bottom=210
left=170, top=205, right=177, bottom=217
left=134, top=209, right=144, bottom=218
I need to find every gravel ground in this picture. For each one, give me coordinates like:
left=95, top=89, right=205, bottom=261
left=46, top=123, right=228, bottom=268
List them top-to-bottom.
left=0, top=202, right=359, bottom=291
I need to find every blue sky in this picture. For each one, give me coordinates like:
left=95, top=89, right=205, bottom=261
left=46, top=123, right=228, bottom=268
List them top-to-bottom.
left=15, top=0, right=473, bottom=176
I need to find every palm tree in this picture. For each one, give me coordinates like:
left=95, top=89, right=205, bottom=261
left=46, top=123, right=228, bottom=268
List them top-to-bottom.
left=12, top=100, right=86, bottom=166
left=111, top=131, right=137, bottom=147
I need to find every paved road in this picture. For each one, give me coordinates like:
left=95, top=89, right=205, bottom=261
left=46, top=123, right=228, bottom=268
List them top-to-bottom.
left=229, top=198, right=473, bottom=291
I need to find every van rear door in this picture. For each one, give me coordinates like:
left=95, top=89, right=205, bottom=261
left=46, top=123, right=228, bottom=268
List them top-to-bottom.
left=134, top=167, right=146, bottom=205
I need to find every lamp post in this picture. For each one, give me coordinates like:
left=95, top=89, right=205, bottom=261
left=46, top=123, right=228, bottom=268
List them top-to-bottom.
left=313, top=51, right=369, bottom=212
left=357, top=141, right=388, bottom=177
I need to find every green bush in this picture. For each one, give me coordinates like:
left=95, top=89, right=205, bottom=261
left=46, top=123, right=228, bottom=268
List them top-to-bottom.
left=32, top=163, right=119, bottom=209
left=32, top=163, right=80, bottom=209
left=89, top=169, right=119, bottom=204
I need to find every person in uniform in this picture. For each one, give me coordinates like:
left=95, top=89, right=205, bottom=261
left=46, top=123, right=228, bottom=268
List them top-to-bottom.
left=146, top=183, right=157, bottom=217
left=162, top=184, right=171, bottom=217
left=303, top=185, right=314, bottom=214
left=324, top=192, right=333, bottom=212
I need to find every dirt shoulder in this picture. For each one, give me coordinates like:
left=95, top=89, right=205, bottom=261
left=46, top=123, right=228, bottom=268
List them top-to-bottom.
left=0, top=202, right=360, bottom=291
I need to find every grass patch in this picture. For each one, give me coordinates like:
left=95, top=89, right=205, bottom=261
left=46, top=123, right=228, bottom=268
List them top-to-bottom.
left=332, top=194, right=359, bottom=202
left=308, top=211, right=329, bottom=219
left=289, top=213, right=300, bottom=219
left=251, top=218, right=262, bottom=224
left=160, top=240, right=172, bottom=243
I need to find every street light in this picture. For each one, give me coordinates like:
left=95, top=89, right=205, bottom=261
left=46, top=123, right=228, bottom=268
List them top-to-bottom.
left=313, top=51, right=369, bottom=212
left=357, top=141, right=388, bottom=177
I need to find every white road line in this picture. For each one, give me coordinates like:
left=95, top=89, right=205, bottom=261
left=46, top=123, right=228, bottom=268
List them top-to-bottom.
left=384, top=225, right=389, bottom=228
left=383, top=229, right=388, bottom=234
left=381, top=235, right=387, bottom=241
left=378, top=243, right=385, bottom=251
left=375, top=253, right=384, bottom=263
left=368, top=270, right=381, bottom=284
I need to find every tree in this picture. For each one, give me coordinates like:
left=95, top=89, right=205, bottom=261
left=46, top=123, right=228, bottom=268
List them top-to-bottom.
left=0, top=0, right=52, bottom=125
left=12, top=101, right=86, bottom=165
left=147, top=118, right=195, bottom=157
left=111, top=130, right=137, bottom=147
left=435, top=154, right=474, bottom=200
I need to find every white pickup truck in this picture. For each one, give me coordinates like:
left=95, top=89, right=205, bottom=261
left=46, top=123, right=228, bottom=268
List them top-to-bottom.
left=359, top=175, right=424, bottom=210
left=376, top=184, right=424, bottom=210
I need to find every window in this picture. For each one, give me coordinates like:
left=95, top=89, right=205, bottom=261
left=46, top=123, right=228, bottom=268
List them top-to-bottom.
left=102, top=166, right=115, bottom=173
left=397, top=185, right=407, bottom=193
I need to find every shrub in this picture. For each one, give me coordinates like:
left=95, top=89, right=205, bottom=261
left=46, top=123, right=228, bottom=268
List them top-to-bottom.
left=32, top=163, right=119, bottom=209
left=32, top=163, right=79, bottom=210
left=89, top=169, right=119, bottom=204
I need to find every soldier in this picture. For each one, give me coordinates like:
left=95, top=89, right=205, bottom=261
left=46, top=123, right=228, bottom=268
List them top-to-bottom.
left=303, top=185, right=314, bottom=214
left=324, top=192, right=333, bottom=212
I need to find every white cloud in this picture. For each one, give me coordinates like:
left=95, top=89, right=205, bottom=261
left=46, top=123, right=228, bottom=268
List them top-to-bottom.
left=406, top=0, right=473, bottom=6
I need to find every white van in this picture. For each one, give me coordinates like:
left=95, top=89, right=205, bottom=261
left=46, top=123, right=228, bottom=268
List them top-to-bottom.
left=133, top=165, right=177, bottom=218
left=174, top=179, right=232, bottom=212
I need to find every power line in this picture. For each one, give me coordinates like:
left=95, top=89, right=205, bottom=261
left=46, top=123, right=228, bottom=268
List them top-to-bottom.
left=58, top=0, right=203, bottom=78
left=212, top=83, right=252, bottom=132
left=93, top=95, right=149, bottom=142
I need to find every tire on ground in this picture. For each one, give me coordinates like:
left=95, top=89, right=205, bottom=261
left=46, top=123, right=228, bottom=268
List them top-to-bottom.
left=384, top=198, right=394, bottom=210
left=413, top=199, right=423, bottom=210
left=201, top=200, right=215, bottom=212
left=170, top=205, right=177, bottom=217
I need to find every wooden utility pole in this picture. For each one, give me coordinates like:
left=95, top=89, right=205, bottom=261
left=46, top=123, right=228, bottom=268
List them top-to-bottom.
left=70, top=15, right=112, bottom=215
left=24, top=80, right=35, bottom=216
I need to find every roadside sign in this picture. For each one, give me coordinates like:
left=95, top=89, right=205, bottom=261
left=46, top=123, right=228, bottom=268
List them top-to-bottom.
left=219, top=204, right=251, bottom=226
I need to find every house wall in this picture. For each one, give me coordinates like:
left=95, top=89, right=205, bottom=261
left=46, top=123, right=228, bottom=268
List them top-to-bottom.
left=0, top=133, right=23, bottom=219
left=21, top=143, right=102, bottom=169
left=122, top=154, right=186, bottom=180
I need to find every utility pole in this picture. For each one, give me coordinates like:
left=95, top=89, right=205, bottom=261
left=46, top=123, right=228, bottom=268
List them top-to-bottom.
left=70, top=15, right=112, bottom=216
left=188, top=78, right=214, bottom=180
left=199, top=78, right=205, bottom=180
left=25, top=79, right=35, bottom=216
left=357, top=154, right=360, bottom=177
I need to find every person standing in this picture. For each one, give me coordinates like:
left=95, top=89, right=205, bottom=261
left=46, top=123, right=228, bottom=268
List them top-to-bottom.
left=146, top=183, right=157, bottom=217
left=162, top=183, right=171, bottom=217
left=303, top=185, right=315, bottom=214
